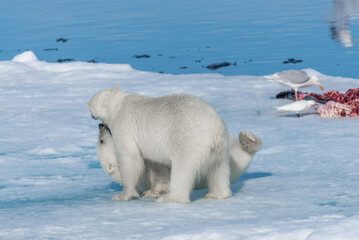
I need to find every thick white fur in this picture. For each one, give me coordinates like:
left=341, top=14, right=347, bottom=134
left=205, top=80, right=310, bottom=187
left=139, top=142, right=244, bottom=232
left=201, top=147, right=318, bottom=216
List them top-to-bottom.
left=88, top=87, right=231, bottom=203
left=98, top=124, right=261, bottom=196
left=98, top=124, right=169, bottom=198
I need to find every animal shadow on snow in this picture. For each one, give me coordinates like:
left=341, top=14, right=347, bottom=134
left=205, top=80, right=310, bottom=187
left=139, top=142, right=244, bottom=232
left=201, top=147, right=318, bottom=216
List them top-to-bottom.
left=107, top=171, right=273, bottom=202
left=190, top=171, right=273, bottom=202
left=229, top=172, right=273, bottom=196
left=108, top=182, right=123, bottom=191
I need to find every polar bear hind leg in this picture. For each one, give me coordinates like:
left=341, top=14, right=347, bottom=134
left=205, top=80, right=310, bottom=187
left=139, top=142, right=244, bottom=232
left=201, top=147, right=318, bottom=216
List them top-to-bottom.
left=156, top=134, right=231, bottom=203
left=204, top=142, right=232, bottom=200
left=156, top=155, right=199, bottom=204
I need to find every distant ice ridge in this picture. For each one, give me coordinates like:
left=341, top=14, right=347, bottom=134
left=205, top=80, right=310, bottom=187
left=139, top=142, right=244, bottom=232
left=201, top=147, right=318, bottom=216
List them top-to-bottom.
left=10, top=50, right=134, bottom=73
left=0, top=51, right=358, bottom=240
left=12, top=51, right=38, bottom=62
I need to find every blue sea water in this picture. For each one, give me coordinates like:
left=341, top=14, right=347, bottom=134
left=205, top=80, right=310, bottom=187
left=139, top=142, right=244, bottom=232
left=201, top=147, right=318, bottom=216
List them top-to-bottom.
left=1, top=0, right=359, bottom=77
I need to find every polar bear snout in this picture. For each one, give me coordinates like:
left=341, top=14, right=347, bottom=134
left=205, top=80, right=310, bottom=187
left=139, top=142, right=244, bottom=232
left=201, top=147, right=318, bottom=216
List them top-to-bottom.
left=86, top=103, right=97, bottom=120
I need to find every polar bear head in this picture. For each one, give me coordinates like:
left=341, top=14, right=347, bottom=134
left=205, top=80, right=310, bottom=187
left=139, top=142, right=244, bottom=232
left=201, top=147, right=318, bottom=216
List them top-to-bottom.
left=87, top=86, right=126, bottom=124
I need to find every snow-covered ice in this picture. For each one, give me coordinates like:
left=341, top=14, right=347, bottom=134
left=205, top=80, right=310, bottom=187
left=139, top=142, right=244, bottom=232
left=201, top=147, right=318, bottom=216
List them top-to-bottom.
left=0, top=52, right=358, bottom=239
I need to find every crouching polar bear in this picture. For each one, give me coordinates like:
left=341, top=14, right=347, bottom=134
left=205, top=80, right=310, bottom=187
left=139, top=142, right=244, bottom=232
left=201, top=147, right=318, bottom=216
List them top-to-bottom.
left=88, top=86, right=261, bottom=203
left=98, top=123, right=262, bottom=199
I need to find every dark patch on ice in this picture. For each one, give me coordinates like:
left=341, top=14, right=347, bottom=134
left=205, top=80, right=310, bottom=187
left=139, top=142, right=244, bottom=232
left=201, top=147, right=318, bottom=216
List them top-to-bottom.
left=56, top=38, right=68, bottom=43
left=44, top=48, right=58, bottom=51
left=17, top=49, right=29, bottom=52
left=133, top=54, right=150, bottom=59
left=57, top=58, right=74, bottom=63
left=283, top=58, right=303, bottom=64
left=87, top=59, right=97, bottom=63
left=205, top=62, right=232, bottom=70
left=29, top=153, right=87, bottom=160
left=87, top=161, right=102, bottom=169
left=240, top=172, right=273, bottom=181
left=108, top=182, right=123, bottom=191
left=190, top=188, right=208, bottom=202
left=0, top=191, right=108, bottom=210
left=319, top=201, right=337, bottom=206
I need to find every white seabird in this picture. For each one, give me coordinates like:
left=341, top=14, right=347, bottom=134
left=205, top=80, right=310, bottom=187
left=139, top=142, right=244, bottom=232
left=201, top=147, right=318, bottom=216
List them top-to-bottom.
left=265, top=70, right=324, bottom=101
left=275, top=100, right=318, bottom=117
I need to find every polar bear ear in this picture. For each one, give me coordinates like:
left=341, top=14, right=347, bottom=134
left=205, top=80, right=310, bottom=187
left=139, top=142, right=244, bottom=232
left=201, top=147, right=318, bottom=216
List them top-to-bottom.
left=114, top=85, right=121, bottom=90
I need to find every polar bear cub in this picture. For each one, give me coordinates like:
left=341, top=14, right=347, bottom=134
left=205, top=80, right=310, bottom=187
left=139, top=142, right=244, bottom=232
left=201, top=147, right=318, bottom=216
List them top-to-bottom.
left=88, top=87, right=231, bottom=203
left=98, top=123, right=170, bottom=198
left=98, top=124, right=261, bottom=198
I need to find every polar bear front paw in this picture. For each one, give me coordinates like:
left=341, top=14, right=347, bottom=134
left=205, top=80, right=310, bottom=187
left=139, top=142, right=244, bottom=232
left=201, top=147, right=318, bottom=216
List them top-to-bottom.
left=238, top=131, right=262, bottom=153
left=112, top=191, right=139, bottom=201
left=155, top=194, right=190, bottom=204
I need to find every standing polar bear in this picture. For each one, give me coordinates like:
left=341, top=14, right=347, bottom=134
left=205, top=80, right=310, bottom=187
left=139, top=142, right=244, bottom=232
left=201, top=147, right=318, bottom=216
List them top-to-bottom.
left=88, top=86, right=232, bottom=204
left=98, top=123, right=262, bottom=198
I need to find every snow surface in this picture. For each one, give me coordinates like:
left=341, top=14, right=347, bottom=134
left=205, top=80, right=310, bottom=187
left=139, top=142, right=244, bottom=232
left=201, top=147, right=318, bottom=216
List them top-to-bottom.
left=0, top=51, right=358, bottom=240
